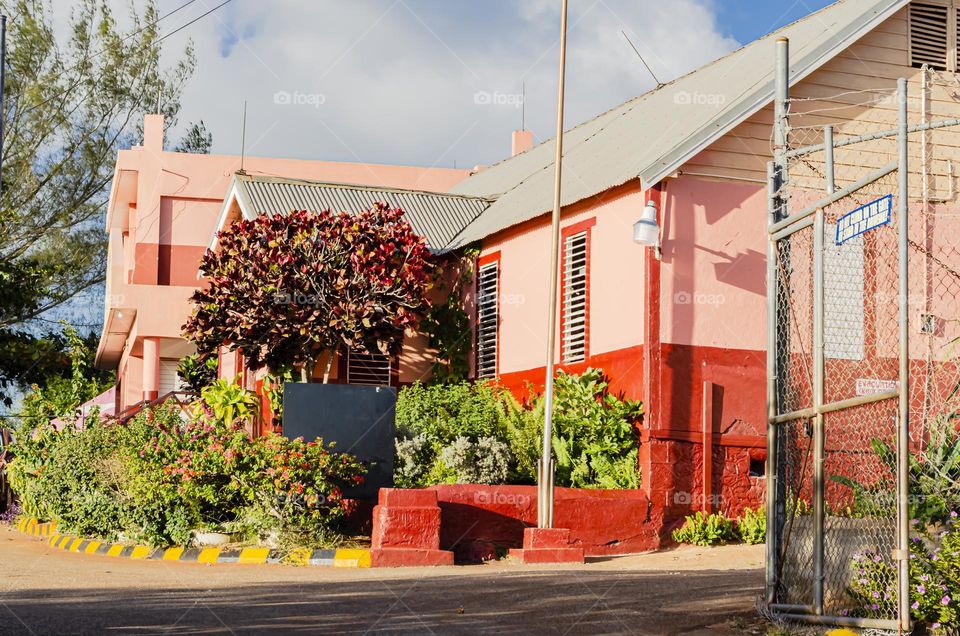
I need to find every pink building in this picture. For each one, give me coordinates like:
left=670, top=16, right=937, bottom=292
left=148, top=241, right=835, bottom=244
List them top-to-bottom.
left=98, top=0, right=958, bottom=522
left=443, top=0, right=951, bottom=516
left=94, top=114, right=469, bottom=411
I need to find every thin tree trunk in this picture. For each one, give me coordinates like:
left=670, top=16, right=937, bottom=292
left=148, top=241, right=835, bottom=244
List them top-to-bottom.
left=322, top=349, right=336, bottom=384
left=302, top=357, right=316, bottom=383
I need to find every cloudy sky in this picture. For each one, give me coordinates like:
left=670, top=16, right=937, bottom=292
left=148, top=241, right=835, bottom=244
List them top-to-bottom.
left=86, top=0, right=834, bottom=171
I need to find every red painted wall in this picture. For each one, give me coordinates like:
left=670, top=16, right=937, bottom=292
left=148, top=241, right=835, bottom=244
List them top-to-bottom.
left=430, top=484, right=663, bottom=562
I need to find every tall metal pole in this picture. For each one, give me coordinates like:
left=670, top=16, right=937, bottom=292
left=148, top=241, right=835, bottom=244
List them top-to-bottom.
left=538, top=0, right=569, bottom=530
left=767, top=35, right=789, bottom=606
left=896, top=76, right=912, bottom=635
left=812, top=127, right=828, bottom=616
left=765, top=161, right=779, bottom=605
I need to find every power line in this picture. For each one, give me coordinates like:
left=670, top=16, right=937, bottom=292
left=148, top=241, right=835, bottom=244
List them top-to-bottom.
left=17, top=0, right=228, bottom=119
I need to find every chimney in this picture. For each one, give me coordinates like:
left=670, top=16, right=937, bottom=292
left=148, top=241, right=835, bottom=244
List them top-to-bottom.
left=143, top=114, right=164, bottom=153
left=511, top=130, right=533, bottom=157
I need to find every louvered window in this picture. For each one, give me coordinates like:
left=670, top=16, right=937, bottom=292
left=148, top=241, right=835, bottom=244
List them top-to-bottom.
left=910, top=1, right=955, bottom=71
left=562, top=232, right=589, bottom=363
left=476, top=261, right=499, bottom=378
left=347, top=351, right=393, bottom=386
left=160, top=358, right=186, bottom=395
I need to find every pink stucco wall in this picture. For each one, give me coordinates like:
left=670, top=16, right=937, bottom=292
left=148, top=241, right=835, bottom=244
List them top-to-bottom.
left=99, top=114, right=471, bottom=409
left=476, top=181, right=649, bottom=378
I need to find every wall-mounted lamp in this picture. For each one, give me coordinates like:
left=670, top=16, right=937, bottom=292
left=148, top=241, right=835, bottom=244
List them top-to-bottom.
left=633, top=200, right=661, bottom=260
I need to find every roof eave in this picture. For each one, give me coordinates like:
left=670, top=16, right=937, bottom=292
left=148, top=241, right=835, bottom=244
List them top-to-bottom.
left=639, top=0, right=910, bottom=189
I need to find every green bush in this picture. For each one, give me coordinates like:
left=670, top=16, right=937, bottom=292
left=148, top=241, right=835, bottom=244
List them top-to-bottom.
left=394, top=369, right=643, bottom=489
left=550, top=369, right=643, bottom=489
left=396, top=380, right=504, bottom=444
left=8, top=388, right=367, bottom=549
left=498, top=391, right=543, bottom=483
left=7, top=419, right=126, bottom=538
left=440, top=436, right=512, bottom=484
left=737, top=507, right=766, bottom=545
left=672, top=511, right=738, bottom=546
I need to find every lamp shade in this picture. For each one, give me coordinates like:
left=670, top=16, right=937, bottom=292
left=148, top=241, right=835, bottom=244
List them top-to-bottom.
left=633, top=200, right=660, bottom=246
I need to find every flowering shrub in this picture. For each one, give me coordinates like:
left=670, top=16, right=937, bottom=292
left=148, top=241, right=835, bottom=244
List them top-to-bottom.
left=7, top=393, right=367, bottom=548
left=0, top=501, right=21, bottom=523
left=848, top=512, right=960, bottom=631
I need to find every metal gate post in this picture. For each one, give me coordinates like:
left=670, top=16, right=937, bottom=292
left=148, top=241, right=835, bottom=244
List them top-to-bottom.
left=767, top=36, right=790, bottom=605
left=896, top=76, right=912, bottom=634
left=812, top=126, right=830, bottom=615
left=766, top=160, right=779, bottom=604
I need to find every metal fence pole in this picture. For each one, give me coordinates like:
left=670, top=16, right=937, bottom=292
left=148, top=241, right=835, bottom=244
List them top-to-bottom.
left=767, top=36, right=790, bottom=605
left=896, top=76, right=912, bottom=635
left=812, top=127, right=828, bottom=615
left=766, top=161, right=779, bottom=605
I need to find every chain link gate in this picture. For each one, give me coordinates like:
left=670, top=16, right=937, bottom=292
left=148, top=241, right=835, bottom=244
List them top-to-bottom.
left=765, top=39, right=960, bottom=632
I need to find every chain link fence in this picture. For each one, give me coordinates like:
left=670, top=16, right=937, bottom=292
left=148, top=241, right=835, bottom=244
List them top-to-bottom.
left=767, top=68, right=960, bottom=630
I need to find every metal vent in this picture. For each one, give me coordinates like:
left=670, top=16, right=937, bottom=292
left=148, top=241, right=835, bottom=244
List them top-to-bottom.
left=910, top=1, right=951, bottom=70
left=562, top=232, right=588, bottom=363
left=476, top=261, right=499, bottom=378
left=346, top=351, right=392, bottom=386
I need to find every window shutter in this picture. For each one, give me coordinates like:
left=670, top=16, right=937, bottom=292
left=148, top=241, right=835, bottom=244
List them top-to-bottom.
left=910, top=1, right=951, bottom=70
left=562, top=232, right=589, bottom=363
left=476, top=261, right=499, bottom=378
left=347, top=351, right=393, bottom=386
left=159, top=359, right=185, bottom=395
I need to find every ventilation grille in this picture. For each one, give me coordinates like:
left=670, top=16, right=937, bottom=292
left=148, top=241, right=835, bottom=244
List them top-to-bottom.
left=911, top=1, right=950, bottom=70
left=562, top=232, right=589, bottom=363
left=476, top=262, right=499, bottom=378
left=347, top=351, right=392, bottom=386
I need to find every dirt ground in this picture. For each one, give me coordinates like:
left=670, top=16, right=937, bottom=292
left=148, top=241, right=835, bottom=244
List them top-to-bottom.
left=0, top=524, right=769, bottom=634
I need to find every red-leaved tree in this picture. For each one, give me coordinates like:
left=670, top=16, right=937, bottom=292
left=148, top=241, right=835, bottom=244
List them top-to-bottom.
left=183, top=204, right=433, bottom=382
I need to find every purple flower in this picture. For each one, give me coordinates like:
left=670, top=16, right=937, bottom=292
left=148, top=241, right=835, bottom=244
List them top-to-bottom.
left=919, top=584, right=927, bottom=594
left=872, top=591, right=880, bottom=599
left=942, top=595, right=951, bottom=605
left=912, top=601, right=920, bottom=610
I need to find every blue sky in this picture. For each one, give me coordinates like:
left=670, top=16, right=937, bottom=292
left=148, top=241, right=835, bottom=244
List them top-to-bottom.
left=108, top=0, right=839, bottom=169
left=714, top=0, right=834, bottom=42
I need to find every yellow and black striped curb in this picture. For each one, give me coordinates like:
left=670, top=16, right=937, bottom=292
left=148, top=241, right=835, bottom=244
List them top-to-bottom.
left=16, top=518, right=370, bottom=567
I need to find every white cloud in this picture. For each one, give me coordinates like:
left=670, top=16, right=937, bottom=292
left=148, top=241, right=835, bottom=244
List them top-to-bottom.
left=85, top=0, right=741, bottom=170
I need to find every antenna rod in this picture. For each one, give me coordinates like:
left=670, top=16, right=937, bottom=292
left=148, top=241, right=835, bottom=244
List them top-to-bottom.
left=621, top=29, right=663, bottom=87
left=522, top=81, right=526, bottom=131
left=239, top=100, right=247, bottom=173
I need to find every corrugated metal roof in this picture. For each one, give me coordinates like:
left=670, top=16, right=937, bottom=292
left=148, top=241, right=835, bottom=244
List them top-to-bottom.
left=446, top=0, right=908, bottom=248
left=231, top=174, right=490, bottom=252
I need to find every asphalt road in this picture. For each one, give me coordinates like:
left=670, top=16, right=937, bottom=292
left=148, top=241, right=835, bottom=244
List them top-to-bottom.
left=0, top=525, right=766, bottom=635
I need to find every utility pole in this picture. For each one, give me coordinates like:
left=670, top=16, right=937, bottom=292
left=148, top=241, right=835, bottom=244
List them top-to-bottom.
left=538, top=0, right=569, bottom=530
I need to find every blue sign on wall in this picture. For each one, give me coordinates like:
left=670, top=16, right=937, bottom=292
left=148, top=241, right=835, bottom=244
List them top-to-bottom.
left=836, top=194, right=892, bottom=245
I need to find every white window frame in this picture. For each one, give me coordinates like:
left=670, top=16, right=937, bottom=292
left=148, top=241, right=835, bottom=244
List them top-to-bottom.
left=562, top=231, right=589, bottom=363
left=476, top=260, right=499, bottom=378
